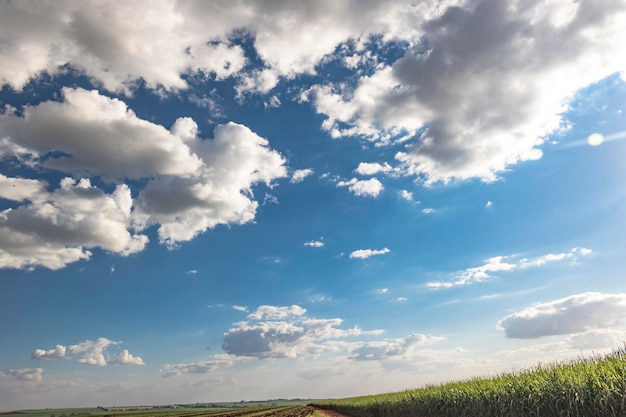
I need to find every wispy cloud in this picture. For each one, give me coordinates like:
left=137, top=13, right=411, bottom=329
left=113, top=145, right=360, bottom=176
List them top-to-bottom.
left=304, top=240, right=324, bottom=248
left=427, top=247, right=592, bottom=289
left=350, top=248, right=390, bottom=259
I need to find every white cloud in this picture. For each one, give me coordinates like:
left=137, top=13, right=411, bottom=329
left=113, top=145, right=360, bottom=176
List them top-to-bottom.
left=0, top=0, right=458, bottom=95
left=313, top=0, right=626, bottom=183
left=0, top=1, right=245, bottom=92
left=0, top=57, right=287, bottom=270
left=0, top=88, right=203, bottom=180
left=134, top=121, right=287, bottom=246
left=355, top=162, right=393, bottom=176
left=291, top=168, right=314, bottom=184
left=0, top=174, right=47, bottom=202
left=0, top=177, right=147, bottom=270
left=337, top=178, right=384, bottom=197
left=398, top=190, right=413, bottom=201
left=485, top=200, right=493, bottom=208
left=421, top=208, right=435, bottom=214
left=304, top=240, right=324, bottom=248
left=426, top=247, right=592, bottom=289
left=350, top=248, right=390, bottom=259
left=497, top=292, right=626, bottom=339
left=392, top=297, right=409, bottom=303
left=233, top=305, right=249, bottom=312
left=247, top=305, right=306, bottom=321
left=222, top=307, right=382, bottom=359
left=349, top=334, right=445, bottom=361
left=31, top=338, right=144, bottom=366
left=108, top=349, right=145, bottom=366
left=161, top=355, right=234, bottom=377
left=0, top=368, right=43, bottom=381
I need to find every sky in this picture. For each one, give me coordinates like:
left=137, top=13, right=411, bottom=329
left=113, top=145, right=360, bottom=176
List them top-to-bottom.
left=1, top=0, right=626, bottom=410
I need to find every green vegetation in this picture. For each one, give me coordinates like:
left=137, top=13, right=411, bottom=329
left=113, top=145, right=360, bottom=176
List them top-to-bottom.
left=312, top=346, right=626, bottom=417
left=1, top=402, right=316, bottom=417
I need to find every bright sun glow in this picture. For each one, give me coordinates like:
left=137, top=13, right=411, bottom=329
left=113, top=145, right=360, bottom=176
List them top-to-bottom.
left=587, top=133, right=604, bottom=146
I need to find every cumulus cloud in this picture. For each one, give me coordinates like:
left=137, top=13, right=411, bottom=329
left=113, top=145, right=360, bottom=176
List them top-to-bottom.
left=0, top=0, right=457, bottom=94
left=313, top=0, right=626, bottom=183
left=0, top=1, right=245, bottom=92
left=0, top=88, right=203, bottom=180
left=0, top=89, right=287, bottom=268
left=134, top=120, right=287, bottom=246
left=355, top=162, right=393, bottom=176
left=290, top=168, right=314, bottom=183
left=0, top=177, right=147, bottom=270
left=337, top=178, right=384, bottom=197
left=426, top=247, right=591, bottom=289
left=350, top=248, right=390, bottom=259
left=497, top=292, right=626, bottom=339
left=222, top=304, right=382, bottom=359
left=247, top=305, right=306, bottom=321
left=349, top=333, right=445, bottom=361
left=31, top=338, right=144, bottom=366
left=161, top=355, right=234, bottom=377
left=0, top=368, right=43, bottom=381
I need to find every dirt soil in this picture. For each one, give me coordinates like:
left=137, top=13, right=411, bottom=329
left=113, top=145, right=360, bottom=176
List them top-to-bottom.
left=307, top=407, right=353, bottom=417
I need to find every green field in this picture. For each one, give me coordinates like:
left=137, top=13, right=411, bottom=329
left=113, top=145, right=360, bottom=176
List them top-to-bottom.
left=313, top=346, right=626, bottom=417
left=7, top=348, right=626, bottom=417
left=1, top=401, right=316, bottom=417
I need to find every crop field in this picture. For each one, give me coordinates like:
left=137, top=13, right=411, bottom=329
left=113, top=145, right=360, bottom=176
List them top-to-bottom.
left=312, top=346, right=626, bottom=417
left=0, top=406, right=329, bottom=417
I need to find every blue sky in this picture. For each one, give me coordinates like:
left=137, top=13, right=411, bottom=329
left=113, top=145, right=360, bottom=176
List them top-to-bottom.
left=1, top=0, right=626, bottom=410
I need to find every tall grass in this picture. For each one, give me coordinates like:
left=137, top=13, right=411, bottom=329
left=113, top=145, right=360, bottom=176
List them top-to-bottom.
left=313, top=346, right=626, bottom=417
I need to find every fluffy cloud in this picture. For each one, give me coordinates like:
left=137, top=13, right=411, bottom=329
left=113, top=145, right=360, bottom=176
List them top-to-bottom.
left=0, top=0, right=457, bottom=94
left=313, top=0, right=626, bottom=183
left=0, top=1, right=245, bottom=92
left=0, top=88, right=203, bottom=180
left=0, top=89, right=287, bottom=268
left=135, top=121, right=287, bottom=245
left=355, top=162, right=393, bottom=176
left=290, top=168, right=314, bottom=184
left=0, top=177, right=147, bottom=270
left=337, top=178, right=384, bottom=197
left=426, top=247, right=591, bottom=289
left=350, top=248, right=390, bottom=259
left=497, top=292, right=626, bottom=339
left=222, top=305, right=381, bottom=359
left=247, top=305, right=306, bottom=321
left=349, top=334, right=445, bottom=361
left=31, top=338, right=144, bottom=366
left=161, top=355, right=234, bottom=377
left=0, top=368, right=43, bottom=381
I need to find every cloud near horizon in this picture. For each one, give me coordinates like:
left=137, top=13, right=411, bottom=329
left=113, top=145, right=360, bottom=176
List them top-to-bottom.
left=498, top=292, right=626, bottom=339
left=31, top=338, right=144, bottom=366
left=0, top=368, right=43, bottom=381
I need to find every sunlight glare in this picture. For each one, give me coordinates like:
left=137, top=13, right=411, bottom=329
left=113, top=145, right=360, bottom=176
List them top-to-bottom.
left=587, top=133, right=604, bottom=146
